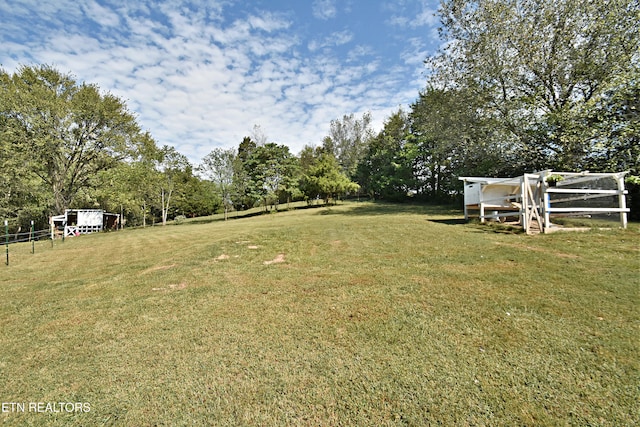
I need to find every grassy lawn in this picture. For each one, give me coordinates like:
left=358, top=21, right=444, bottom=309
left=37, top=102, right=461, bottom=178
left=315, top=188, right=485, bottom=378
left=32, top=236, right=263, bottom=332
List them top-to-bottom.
left=1, top=202, right=638, bottom=426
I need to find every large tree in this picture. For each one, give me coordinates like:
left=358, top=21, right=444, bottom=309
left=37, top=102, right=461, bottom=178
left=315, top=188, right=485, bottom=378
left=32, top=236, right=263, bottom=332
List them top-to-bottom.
left=431, top=0, right=640, bottom=171
left=1, top=65, right=150, bottom=215
left=580, top=66, right=640, bottom=175
left=0, top=85, right=48, bottom=227
left=409, top=87, right=513, bottom=199
left=357, top=109, right=414, bottom=201
left=322, top=112, right=374, bottom=178
left=80, top=131, right=160, bottom=226
left=232, top=136, right=258, bottom=210
left=245, top=143, right=298, bottom=211
left=156, top=146, right=190, bottom=225
left=200, top=147, right=236, bottom=220
left=301, top=147, right=360, bottom=204
left=94, top=160, right=156, bottom=227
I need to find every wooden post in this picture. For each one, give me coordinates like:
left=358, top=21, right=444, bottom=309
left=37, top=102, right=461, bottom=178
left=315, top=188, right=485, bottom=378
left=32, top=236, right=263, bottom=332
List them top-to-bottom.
left=31, top=220, right=35, bottom=254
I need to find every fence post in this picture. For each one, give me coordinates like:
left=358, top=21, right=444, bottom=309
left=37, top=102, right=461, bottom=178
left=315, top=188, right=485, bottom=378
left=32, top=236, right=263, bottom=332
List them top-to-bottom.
left=4, top=220, right=8, bottom=266
left=31, top=220, right=35, bottom=254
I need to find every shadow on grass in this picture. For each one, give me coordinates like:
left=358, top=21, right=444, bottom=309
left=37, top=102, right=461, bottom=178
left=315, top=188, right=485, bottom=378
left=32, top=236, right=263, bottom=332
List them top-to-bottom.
left=174, top=201, right=469, bottom=226
left=314, top=201, right=463, bottom=217
left=320, top=202, right=526, bottom=235
left=178, top=203, right=330, bottom=226
left=182, top=210, right=267, bottom=225
left=427, top=218, right=468, bottom=225
left=460, top=219, right=527, bottom=234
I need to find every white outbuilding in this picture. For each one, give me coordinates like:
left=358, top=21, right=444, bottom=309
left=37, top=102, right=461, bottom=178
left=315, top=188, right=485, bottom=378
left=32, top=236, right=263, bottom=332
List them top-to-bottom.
left=459, top=171, right=629, bottom=234
left=50, top=209, right=120, bottom=238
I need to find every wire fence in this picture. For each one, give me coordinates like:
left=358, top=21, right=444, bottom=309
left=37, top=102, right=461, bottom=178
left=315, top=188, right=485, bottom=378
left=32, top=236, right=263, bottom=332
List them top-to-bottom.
left=3, top=220, right=55, bottom=266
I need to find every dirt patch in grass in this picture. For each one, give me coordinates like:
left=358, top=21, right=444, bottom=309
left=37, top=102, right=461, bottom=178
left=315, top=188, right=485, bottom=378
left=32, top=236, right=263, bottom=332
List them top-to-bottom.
left=215, top=254, right=230, bottom=261
left=264, top=254, right=286, bottom=265
left=141, top=264, right=177, bottom=274
left=152, top=282, right=187, bottom=292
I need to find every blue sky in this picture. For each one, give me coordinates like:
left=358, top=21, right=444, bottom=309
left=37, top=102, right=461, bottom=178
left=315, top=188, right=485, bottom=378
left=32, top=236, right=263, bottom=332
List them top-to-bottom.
left=0, top=0, right=442, bottom=164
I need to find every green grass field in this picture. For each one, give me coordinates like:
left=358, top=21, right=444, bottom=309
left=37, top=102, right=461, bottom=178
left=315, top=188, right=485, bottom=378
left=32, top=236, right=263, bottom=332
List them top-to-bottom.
left=1, top=202, right=638, bottom=426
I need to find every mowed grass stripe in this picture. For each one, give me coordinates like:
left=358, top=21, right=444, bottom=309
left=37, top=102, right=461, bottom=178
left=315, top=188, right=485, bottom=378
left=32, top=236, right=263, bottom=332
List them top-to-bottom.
left=0, top=202, right=638, bottom=426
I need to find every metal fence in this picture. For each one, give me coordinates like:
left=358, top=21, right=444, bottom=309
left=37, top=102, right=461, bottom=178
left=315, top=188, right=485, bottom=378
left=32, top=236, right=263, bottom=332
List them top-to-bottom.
left=3, top=220, right=54, bottom=266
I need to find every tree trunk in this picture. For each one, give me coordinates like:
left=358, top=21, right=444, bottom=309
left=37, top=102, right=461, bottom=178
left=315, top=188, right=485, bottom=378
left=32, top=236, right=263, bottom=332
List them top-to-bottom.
left=161, top=188, right=172, bottom=225
left=161, top=189, right=166, bottom=225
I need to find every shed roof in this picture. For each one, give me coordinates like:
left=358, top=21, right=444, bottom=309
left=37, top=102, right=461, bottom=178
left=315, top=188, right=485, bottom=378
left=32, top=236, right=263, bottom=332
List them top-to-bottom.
left=458, top=176, right=526, bottom=186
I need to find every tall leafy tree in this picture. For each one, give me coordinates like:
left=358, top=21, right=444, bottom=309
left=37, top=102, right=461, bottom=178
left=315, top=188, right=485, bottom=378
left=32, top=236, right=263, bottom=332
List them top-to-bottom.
left=431, top=0, right=640, bottom=171
left=1, top=65, right=149, bottom=214
left=580, top=66, right=640, bottom=175
left=0, top=77, right=48, bottom=228
left=409, top=88, right=493, bottom=199
left=357, top=109, right=414, bottom=200
left=322, top=112, right=374, bottom=178
left=82, top=131, right=160, bottom=226
left=233, top=136, right=258, bottom=210
left=245, top=143, right=298, bottom=211
left=156, top=146, right=190, bottom=225
left=200, top=147, right=236, bottom=220
left=301, top=147, right=360, bottom=204
left=91, top=160, right=155, bottom=227
left=167, top=165, right=218, bottom=219
left=174, top=177, right=221, bottom=218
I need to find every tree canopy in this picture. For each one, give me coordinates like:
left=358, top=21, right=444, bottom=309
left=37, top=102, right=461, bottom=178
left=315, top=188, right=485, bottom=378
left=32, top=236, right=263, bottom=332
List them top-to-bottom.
left=431, top=0, right=640, bottom=173
left=0, top=65, right=216, bottom=229
left=200, top=147, right=237, bottom=220
left=301, top=147, right=360, bottom=204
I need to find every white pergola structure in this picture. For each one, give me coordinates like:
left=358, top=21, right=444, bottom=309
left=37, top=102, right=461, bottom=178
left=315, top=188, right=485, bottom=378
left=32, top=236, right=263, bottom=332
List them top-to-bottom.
left=459, top=171, right=629, bottom=234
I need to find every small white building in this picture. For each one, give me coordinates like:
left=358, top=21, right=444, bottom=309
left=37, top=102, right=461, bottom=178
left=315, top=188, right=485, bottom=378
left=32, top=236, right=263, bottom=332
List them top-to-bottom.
left=459, top=171, right=629, bottom=234
left=51, top=209, right=120, bottom=238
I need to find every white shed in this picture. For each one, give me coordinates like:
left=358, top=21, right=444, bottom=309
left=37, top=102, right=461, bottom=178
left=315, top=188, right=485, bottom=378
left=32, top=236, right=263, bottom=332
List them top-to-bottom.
left=460, top=171, right=629, bottom=234
left=51, top=209, right=120, bottom=237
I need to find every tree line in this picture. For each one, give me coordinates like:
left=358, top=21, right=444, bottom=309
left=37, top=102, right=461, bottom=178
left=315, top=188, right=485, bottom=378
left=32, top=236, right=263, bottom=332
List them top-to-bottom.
left=1, top=0, right=638, bottom=230
left=359, top=0, right=638, bottom=202
left=0, top=64, right=363, bottom=230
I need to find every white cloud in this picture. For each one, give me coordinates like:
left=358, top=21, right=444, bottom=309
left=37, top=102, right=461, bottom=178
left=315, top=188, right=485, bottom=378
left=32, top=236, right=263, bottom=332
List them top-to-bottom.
left=1, top=0, right=436, bottom=163
left=81, top=0, right=121, bottom=27
left=312, top=0, right=337, bottom=20
left=388, top=0, right=439, bottom=29
left=247, top=12, right=291, bottom=32
left=308, top=30, right=353, bottom=52
left=327, top=30, right=354, bottom=46
left=347, top=45, right=374, bottom=62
